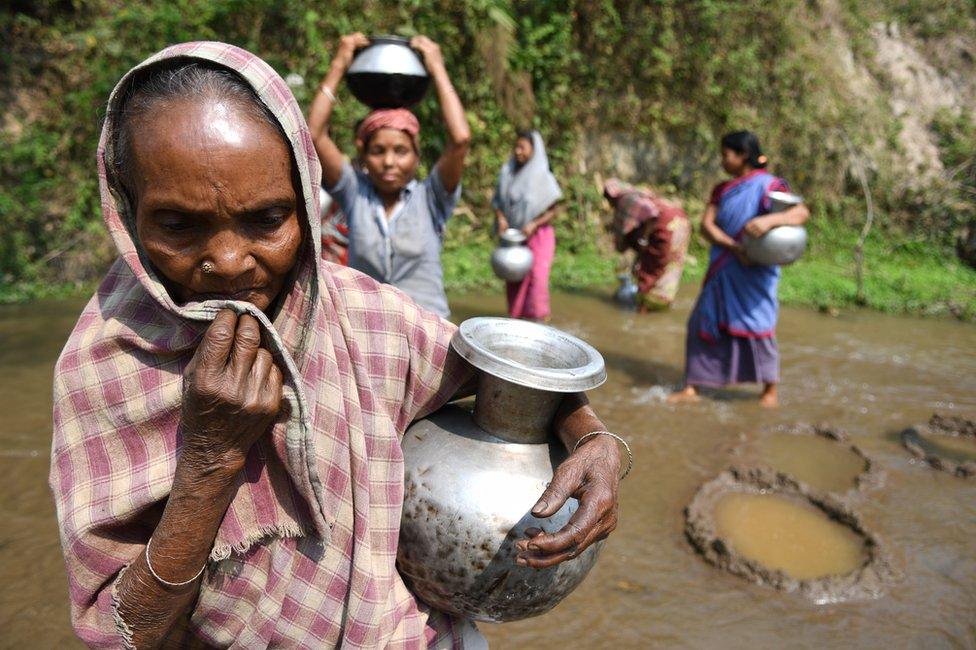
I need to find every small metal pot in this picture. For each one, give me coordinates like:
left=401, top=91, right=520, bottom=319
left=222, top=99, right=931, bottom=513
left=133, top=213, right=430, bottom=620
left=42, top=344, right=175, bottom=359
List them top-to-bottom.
left=346, top=36, right=430, bottom=108
left=743, top=191, right=808, bottom=266
left=491, top=228, right=534, bottom=282
left=613, top=273, right=638, bottom=306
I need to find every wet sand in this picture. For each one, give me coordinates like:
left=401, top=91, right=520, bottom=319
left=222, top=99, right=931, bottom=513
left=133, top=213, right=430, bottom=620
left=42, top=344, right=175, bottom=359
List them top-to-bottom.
left=2, top=285, right=976, bottom=647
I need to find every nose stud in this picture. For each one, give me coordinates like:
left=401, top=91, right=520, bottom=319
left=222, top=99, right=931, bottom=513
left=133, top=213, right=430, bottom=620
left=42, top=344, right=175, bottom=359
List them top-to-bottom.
left=201, top=261, right=215, bottom=275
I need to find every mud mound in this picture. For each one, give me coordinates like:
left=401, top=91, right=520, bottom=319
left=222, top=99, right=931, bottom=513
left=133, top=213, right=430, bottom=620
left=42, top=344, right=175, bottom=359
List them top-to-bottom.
left=902, top=414, right=976, bottom=478
left=684, top=467, right=896, bottom=603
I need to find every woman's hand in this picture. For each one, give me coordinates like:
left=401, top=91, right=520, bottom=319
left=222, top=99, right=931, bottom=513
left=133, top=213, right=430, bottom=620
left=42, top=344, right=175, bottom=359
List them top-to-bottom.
left=332, top=32, right=370, bottom=74
left=410, top=35, right=446, bottom=74
left=496, top=213, right=510, bottom=237
left=744, top=215, right=775, bottom=239
left=522, top=221, right=539, bottom=238
left=731, top=242, right=753, bottom=267
left=180, top=309, right=284, bottom=474
left=515, top=435, right=621, bottom=568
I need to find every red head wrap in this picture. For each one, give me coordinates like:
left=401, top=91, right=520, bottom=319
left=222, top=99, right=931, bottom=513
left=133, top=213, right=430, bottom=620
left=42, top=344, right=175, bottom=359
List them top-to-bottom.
left=356, top=108, right=420, bottom=152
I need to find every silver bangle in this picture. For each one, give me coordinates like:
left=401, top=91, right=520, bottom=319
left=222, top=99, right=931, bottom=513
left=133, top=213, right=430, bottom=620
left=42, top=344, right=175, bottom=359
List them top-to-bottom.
left=319, top=84, right=339, bottom=103
left=572, top=430, right=634, bottom=480
left=145, top=537, right=206, bottom=588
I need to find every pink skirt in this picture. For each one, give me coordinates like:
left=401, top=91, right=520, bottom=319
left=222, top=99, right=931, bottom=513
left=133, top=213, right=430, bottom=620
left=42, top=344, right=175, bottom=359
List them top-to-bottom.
left=506, top=225, right=555, bottom=320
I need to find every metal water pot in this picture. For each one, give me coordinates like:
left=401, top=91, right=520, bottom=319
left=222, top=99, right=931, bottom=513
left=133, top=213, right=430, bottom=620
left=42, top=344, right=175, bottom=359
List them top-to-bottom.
left=346, top=36, right=430, bottom=108
left=742, top=191, right=808, bottom=266
left=490, top=228, right=534, bottom=282
left=613, top=273, right=638, bottom=306
left=398, top=317, right=607, bottom=622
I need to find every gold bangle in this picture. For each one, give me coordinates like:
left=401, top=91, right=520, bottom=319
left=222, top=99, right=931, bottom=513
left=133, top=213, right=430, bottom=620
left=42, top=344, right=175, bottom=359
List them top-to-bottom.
left=572, top=430, right=633, bottom=480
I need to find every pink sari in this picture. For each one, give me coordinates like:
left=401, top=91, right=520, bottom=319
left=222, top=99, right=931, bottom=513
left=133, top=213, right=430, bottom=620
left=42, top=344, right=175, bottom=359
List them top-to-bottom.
left=506, top=224, right=556, bottom=320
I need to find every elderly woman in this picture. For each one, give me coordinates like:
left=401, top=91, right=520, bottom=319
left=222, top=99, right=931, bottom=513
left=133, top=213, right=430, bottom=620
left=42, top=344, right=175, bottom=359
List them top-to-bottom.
left=307, top=33, right=469, bottom=318
left=50, top=43, right=622, bottom=649
left=492, top=131, right=562, bottom=320
left=603, top=178, right=690, bottom=312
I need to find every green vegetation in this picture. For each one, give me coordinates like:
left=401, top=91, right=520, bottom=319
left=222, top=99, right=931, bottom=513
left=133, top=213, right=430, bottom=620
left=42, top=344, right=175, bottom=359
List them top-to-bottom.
left=2, top=1, right=975, bottom=317
left=440, top=202, right=976, bottom=320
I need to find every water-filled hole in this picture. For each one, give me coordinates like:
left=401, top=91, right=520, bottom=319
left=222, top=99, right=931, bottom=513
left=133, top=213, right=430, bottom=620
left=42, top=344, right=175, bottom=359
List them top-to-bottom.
left=756, top=435, right=868, bottom=493
left=713, top=492, right=867, bottom=581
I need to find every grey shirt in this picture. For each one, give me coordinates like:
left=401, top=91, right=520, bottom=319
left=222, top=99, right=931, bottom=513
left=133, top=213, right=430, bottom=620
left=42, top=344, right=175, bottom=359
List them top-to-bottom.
left=327, top=161, right=460, bottom=317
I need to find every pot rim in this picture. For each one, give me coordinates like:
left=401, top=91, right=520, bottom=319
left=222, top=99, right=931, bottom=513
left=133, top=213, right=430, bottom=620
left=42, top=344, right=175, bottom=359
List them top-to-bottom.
left=348, top=35, right=428, bottom=77
left=768, top=190, right=804, bottom=205
left=499, top=228, right=528, bottom=246
left=453, top=317, right=607, bottom=393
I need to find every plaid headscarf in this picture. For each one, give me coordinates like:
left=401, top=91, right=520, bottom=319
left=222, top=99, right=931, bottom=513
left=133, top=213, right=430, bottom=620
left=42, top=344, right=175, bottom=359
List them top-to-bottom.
left=50, top=42, right=472, bottom=648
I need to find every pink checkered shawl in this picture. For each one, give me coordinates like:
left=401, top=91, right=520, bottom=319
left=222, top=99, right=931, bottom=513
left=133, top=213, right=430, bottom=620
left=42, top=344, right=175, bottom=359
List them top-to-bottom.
left=50, top=42, right=471, bottom=648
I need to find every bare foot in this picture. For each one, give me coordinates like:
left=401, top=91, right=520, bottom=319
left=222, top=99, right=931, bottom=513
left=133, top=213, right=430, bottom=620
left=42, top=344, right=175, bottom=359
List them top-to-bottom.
left=759, top=384, right=778, bottom=408
left=668, top=386, right=700, bottom=403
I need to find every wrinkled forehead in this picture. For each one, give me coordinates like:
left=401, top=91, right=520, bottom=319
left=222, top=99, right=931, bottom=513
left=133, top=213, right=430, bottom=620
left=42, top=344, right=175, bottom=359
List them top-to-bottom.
left=105, top=54, right=317, bottom=211
left=128, top=101, right=298, bottom=199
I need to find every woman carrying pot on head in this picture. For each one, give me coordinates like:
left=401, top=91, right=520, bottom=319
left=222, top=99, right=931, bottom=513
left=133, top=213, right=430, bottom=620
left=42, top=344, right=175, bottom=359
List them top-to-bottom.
left=308, top=33, right=469, bottom=318
left=51, top=42, right=623, bottom=649
left=492, top=130, right=563, bottom=321
left=669, top=131, right=809, bottom=408
left=603, top=178, right=691, bottom=312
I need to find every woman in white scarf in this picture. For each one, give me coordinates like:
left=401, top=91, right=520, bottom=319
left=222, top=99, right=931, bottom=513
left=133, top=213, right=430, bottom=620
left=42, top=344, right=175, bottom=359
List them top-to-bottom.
left=492, top=130, right=563, bottom=320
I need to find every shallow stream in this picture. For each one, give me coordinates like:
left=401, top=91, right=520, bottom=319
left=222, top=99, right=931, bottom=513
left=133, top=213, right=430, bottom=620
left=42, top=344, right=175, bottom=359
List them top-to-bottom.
left=2, top=286, right=975, bottom=647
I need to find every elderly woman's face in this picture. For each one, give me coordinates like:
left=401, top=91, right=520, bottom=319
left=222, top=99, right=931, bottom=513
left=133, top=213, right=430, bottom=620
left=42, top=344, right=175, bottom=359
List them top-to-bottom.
left=130, top=99, right=302, bottom=312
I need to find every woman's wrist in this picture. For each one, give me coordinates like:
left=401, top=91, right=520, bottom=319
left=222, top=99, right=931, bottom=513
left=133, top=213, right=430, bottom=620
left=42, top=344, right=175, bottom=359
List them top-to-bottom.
left=425, top=58, right=448, bottom=79
left=573, top=431, right=631, bottom=480
left=176, top=443, right=245, bottom=489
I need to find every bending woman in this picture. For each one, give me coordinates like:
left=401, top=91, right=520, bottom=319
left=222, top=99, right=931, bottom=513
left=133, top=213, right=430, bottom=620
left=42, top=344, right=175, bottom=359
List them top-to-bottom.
left=308, top=33, right=470, bottom=317
left=50, top=43, right=623, bottom=648
left=492, top=130, right=562, bottom=320
left=670, top=131, right=809, bottom=407
left=603, top=178, right=690, bottom=312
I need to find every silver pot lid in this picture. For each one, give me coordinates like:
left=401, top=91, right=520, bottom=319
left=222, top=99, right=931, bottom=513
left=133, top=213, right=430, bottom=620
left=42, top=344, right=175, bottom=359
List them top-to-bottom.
left=347, top=36, right=428, bottom=77
left=499, top=227, right=527, bottom=246
left=453, top=317, right=607, bottom=393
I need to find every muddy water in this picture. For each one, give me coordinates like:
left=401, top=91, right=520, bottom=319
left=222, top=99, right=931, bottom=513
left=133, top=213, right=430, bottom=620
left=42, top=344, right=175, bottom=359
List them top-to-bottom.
left=2, top=285, right=976, bottom=647
left=755, top=435, right=867, bottom=493
left=712, top=493, right=866, bottom=580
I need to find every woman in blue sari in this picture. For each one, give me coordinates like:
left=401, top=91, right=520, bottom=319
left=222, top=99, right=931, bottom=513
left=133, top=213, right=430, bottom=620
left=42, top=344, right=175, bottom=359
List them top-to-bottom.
left=670, top=131, right=810, bottom=407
